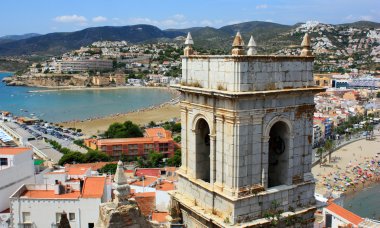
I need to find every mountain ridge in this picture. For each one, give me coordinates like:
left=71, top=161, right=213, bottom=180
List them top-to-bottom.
left=0, top=20, right=379, bottom=56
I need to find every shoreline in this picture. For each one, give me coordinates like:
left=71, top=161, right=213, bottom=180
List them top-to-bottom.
left=28, top=85, right=180, bottom=93
left=59, top=101, right=181, bottom=136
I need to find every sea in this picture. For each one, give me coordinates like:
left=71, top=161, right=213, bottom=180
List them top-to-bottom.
left=0, top=72, right=174, bottom=122
left=343, top=183, right=380, bottom=220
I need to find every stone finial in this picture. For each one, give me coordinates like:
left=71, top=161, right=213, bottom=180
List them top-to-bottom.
left=231, top=31, right=245, bottom=55
left=184, top=32, right=194, bottom=56
left=300, top=33, right=313, bottom=57
left=247, top=35, right=257, bottom=55
left=113, top=160, right=130, bottom=205
left=114, top=160, right=128, bottom=185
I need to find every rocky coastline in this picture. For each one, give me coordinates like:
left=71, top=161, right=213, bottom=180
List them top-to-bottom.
left=2, top=74, right=90, bottom=87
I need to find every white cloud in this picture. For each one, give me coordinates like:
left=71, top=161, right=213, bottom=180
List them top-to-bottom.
left=256, top=4, right=268, bottom=9
left=127, top=14, right=193, bottom=29
left=172, top=14, right=185, bottom=21
left=54, top=15, right=87, bottom=24
left=359, top=15, right=373, bottom=21
left=92, top=16, right=108, bottom=23
left=200, top=19, right=224, bottom=27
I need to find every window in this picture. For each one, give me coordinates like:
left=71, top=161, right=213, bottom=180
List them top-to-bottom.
left=195, top=119, right=210, bottom=183
left=159, top=143, right=169, bottom=152
left=128, top=144, right=139, bottom=155
left=144, top=144, right=154, bottom=153
left=112, top=145, right=122, bottom=150
left=100, top=146, right=107, bottom=152
left=0, top=158, right=8, bottom=166
left=22, top=212, right=31, bottom=223
left=56, top=213, right=62, bottom=223
left=69, top=213, right=75, bottom=221
left=88, top=223, right=94, bottom=228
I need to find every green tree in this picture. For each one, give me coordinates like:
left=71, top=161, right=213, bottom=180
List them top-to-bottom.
left=104, top=121, right=143, bottom=138
left=148, top=121, right=156, bottom=128
left=173, top=135, right=181, bottom=143
left=324, top=139, right=335, bottom=163
left=316, top=147, right=324, bottom=167
left=167, top=149, right=181, bottom=167
left=84, top=150, right=110, bottom=163
left=58, top=151, right=85, bottom=165
left=148, top=151, right=164, bottom=168
left=98, top=163, right=117, bottom=174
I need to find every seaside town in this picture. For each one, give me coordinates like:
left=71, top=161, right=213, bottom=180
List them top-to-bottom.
left=0, top=3, right=380, bottom=227
left=2, top=41, right=182, bottom=88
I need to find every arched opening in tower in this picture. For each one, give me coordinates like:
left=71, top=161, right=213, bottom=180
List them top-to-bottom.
left=195, top=118, right=211, bottom=183
left=268, top=121, right=289, bottom=188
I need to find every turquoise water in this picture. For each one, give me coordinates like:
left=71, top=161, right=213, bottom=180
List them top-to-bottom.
left=0, top=72, right=173, bottom=122
left=343, top=183, right=380, bottom=220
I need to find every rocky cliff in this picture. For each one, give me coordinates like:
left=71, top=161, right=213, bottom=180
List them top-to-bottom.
left=2, top=74, right=91, bottom=87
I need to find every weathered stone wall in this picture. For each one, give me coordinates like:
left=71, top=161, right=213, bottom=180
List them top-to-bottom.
left=173, top=55, right=322, bottom=227
left=182, top=56, right=314, bottom=92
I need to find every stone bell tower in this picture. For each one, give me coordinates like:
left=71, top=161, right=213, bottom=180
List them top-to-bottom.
left=170, top=33, right=323, bottom=227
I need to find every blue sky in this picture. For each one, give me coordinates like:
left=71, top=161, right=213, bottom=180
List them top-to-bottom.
left=1, top=0, right=379, bottom=36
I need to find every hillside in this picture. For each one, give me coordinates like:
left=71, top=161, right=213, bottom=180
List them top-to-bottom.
left=0, top=20, right=379, bottom=59
left=0, top=25, right=182, bottom=56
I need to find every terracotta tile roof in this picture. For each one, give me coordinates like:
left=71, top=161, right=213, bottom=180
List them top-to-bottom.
left=94, top=127, right=174, bottom=146
left=145, top=128, right=172, bottom=139
left=0, top=147, right=31, bottom=155
left=65, top=162, right=116, bottom=172
left=66, top=167, right=90, bottom=176
left=135, top=168, right=161, bottom=177
left=131, top=176, right=157, bottom=187
left=81, top=177, right=106, bottom=198
left=156, top=181, right=175, bottom=191
left=20, top=190, right=81, bottom=199
left=133, top=192, right=156, bottom=217
left=325, top=203, right=364, bottom=225
left=152, top=212, right=169, bottom=223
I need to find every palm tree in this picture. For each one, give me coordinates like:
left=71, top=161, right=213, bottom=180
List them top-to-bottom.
left=324, top=139, right=335, bottom=163
left=317, top=147, right=325, bottom=167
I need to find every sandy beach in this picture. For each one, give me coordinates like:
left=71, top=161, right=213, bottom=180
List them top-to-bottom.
left=59, top=103, right=181, bottom=136
left=312, top=131, right=380, bottom=198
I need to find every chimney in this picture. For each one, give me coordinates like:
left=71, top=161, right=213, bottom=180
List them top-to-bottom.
left=80, top=179, right=84, bottom=193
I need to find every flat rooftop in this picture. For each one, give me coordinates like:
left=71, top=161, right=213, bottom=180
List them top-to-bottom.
left=0, top=147, right=31, bottom=156
left=20, top=190, right=81, bottom=199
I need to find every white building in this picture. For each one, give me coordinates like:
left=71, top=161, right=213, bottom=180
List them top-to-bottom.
left=0, top=148, right=36, bottom=213
left=10, top=176, right=110, bottom=228
left=323, top=203, right=364, bottom=228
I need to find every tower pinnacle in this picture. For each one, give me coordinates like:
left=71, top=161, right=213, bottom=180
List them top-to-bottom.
left=231, top=31, right=245, bottom=55
left=184, top=32, right=194, bottom=56
left=300, top=33, right=313, bottom=57
left=247, top=35, right=257, bottom=55
left=113, top=160, right=130, bottom=205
